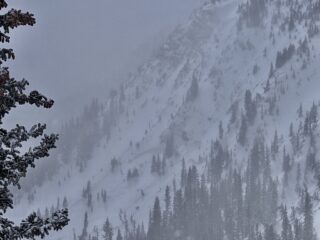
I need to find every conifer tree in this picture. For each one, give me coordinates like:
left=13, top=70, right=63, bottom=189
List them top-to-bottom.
left=0, top=1, right=69, bottom=239
left=268, top=63, right=274, bottom=79
left=186, top=73, right=199, bottom=102
left=244, top=89, right=257, bottom=123
left=298, top=104, right=303, bottom=118
left=238, top=114, right=248, bottom=146
left=219, top=120, right=224, bottom=139
left=271, top=130, right=279, bottom=155
left=164, top=132, right=174, bottom=158
left=282, top=148, right=291, bottom=186
left=151, top=155, right=157, bottom=174
left=161, top=156, right=166, bottom=176
left=180, top=158, right=187, bottom=188
left=164, top=186, right=171, bottom=222
left=303, top=189, right=314, bottom=240
left=63, top=196, right=69, bottom=209
left=148, top=197, right=162, bottom=240
left=281, top=206, right=292, bottom=240
left=79, top=212, right=89, bottom=240
left=103, top=218, right=114, bottom=240
left=293, top=218, right=303, bottom=240
left=116, top=229, right=123, bottom=240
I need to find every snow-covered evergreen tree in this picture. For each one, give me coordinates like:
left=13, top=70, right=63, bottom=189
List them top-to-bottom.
left=0, top=1, right=68, bottom=239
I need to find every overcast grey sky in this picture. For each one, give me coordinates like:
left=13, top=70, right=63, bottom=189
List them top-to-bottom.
left=5, top=0, right=204, bottom=128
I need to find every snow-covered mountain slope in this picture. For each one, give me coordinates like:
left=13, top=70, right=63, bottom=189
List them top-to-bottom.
left=8, top=0, right=320, bottom=239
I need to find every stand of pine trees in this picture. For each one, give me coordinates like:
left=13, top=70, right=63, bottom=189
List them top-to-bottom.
left=100, top=135, right=317, bottom=240
left=102, top=170, right=315, bottom=240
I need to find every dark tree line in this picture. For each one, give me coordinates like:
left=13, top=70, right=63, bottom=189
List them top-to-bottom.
left=275, top=44, right=295, bottom=69
left=100, top=133, right=317, bottom=240
left=102, top=160, right=316, bottom=240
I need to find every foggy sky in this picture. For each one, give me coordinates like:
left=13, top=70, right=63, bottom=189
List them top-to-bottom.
left=6, top=0, right=204, bottom=128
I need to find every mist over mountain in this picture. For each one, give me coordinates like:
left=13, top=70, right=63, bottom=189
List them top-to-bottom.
left=5, top=0, right=320, bottom=240
left=6, top=0, right=204, bottom=127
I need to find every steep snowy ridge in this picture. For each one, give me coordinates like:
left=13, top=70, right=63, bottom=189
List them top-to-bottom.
left=8, top=0, right=320, bottom=239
